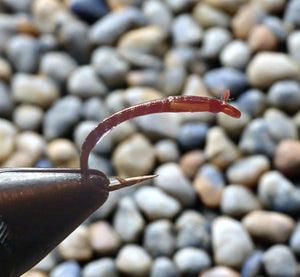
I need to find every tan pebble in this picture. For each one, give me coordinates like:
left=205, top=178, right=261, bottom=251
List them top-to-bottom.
left=204, top=0, right=247, bottom=13
left=251, top=0, right=287, bottom=13
left=248, top=25, right=278, bottom=52
left=0, top=57, right=12, bottom=81
left=0, top=119, right=17, bottom=163
left=47, top=139, right=79, bottom=168
left=274, top=139, right=300, bottom=177
left=179, top=150, right=206, bottom=179
left=2, top=151, right=37, bottom=167
left=242, top=210, right=295, bottom=243
left=89, top=221, right=121, bottom=255
left=59, top=225, right=92, bottom=261
left=200, top=266, right=240, bottom=277
left=21, top=271, right=47, bottom=277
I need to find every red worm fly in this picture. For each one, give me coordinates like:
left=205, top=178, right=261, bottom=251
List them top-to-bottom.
left=0, top=90, right=240, bottom=277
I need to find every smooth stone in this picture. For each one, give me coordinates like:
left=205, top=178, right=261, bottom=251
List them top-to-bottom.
left=2, top=0, right=32, bottom=12
left=107, top=0, right=143, bottom=9
left=142, top=0, right=172, bottom=32
left=164, top=0, right=197, bottom=13
left=204, top=0, right=247, bottom=13
left=252, top=0, right=286, bottom=13
left=283, top=0, right=300, bottom=28
left=193, top=3, right=230, bottom=29
left=89, top=7, right=146, bottom=45
left=172, top=14, right=203, bottom=46
left=263, top=16, right=289, bottom=43
left=248, top=25, right=278, bottom=52
left=200, top=27, right=232, bottom=59
left=288, top=30, right=300, bottom=61
left=6, top=34, right=40, bottom=73
left=38, top=34, right=58, bottom=53
left=220, top=40, right=251, bottom=69
left=92, top=46, right=129, bottom=87
left=164, top=47, right=198, bottom=68
left=40, top=52, right=77, bottom=85
left=247, top=52, right=299, bottom=89
left=0, top=57, right=12, bottom=81
left=68, top=66, right=108, bottom=98
left=160, top=66, right=186, bottom=95
left=203, top=67, right=248, bottom=98
left=126, top=69, right=160, bottom=88
left=12, top=73, right=60, bottom=109
left=182, top=74, right=210, bottom=97
left=267, top=80, right=300, bottom=114
left=0, top=81, right=14, bottom=117
left=124, top=86, right=162, bottom=105
left=237, top=89, right=267, bottom=118
left=105, top=90, right=126, bottom=113
left=43, top=95, right=81, bottom=140
left=81, top=97, right=110, bottom=122
left=13, top=104, right=43, bottom=131
left=0, top=119, right=16, bottom=162
left=74, top=120, right=112, bottom=156
left=110, top=121, right=136, bottom=144
left=178, top=122, right=209, bottom=151
left=204, top=127, right=241, bottom=170
left=112, top=134, right=155, bottom=178
left=47, top=139, right=79, bottom=168
left=155, top=139, right=180, bottom=163
left=274, top=139, right=300, bottom=177
left=2, top=150, right=37, bottom=168
left=179, top=150, right=206, bottom=179
left=87, top=153, right=113, bottom=176
left=226, top=155, right=270, bottom=187
left=35, top=158, right=53, bottom=168
left=154, top=163, right=196, bottom=207
left=193, top=164, right=225, bottom=208
left=258, top=171, right=300, bottom=214
left=221, top=185, right=262, bottom=217
left=134, top=186, right=181, bottom=220
left=113, top=197, right=145, bottom=243
left=175, top=210, right=206, bottom=230
left=242, top=210, right=295, bottom=243
left=212, top=217, right=254, bottom=268
left=144, top=220, right=175, bottom=257
left=89, top=221, right=121, bottom=255
left=290, top=221, right=300, bottom=255
left=59, top=226, right=92, bottom=261
left=116, top=245, right=152, bottom=277
left=263, top=245, right=298, bottom=277
left=173, top=247, right=211, bottom=276
left=241, top=251, right=264, bottom=277
left=34, top=253, right=56, bottom=273
left=150, top=257, right=180, bottom=277
left=82, top=258, right=119, bottom=277
left=50, top=261, right=81, bottom=277
left=201, top=266, right=240, bottom=277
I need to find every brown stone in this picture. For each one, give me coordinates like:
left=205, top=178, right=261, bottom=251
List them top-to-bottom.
left=248, top=25, right=278, bottom=52
left=179, top=150, right=206, bottom=179
left=200, top=266, right=240, bottom=277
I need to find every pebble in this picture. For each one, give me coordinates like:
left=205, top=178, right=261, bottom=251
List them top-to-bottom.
left=2, top=0, right=32, bottom=12
left=142, top=0, right=172, bottom=32
left=164, top=0, right=197, bottom=13
left=205, top=0, right=247, bottom=13
left=253, top=0, right=286, bottom=13
left=283, top=0, right=300, bottom=28
left=193, top=3, right=231, bottom=29
left=89, top=7, right=146, bottom=45
left=172, top=14, right=203, bottom=46
left=263, top=16, right=288, bottom=43
left=248, top=25, right=278, bottom=52
left=200, top=27, right=232, bottom=59
left=288, top=30, right=300, bottom=61
left=6, top=34, right=40, bottom=73
left=220, top=40, right=251, bottom=69
left=92, top=46, right=129, bottom=87
left=39, top=52, right=77, bottom=86
left=246, top=52, right=299, bottom=89
left=0, top=57, right=12, bottom=81
left=68, top=66, right=108, bottom=98
left=160, top=66, right=186, bottom=96
left=204, top=68, right=248, bottom=98
left=126, top=69, right=160, bottom=88
left=12, top=73, right=60, bottom=109
left=267, top=80, right=300, bottom=114
left=0, top=82, right=14, bottom=117
left=124, top=86, right=162, bottom=105
left=237, top=89, right=267, bottom=118
left=43, top=95, right=81, bottom=140
left=82, top=97, right=110, bottom=122
left=13, top=104, right=43, bottom=131
left=0, top=119, right=17, bottom=162
left=110, top=121, right=137, bottom=144
left=178, top=122, right=209, bottom=151
left=204, top=127, right=241, bottom=170
left=112, top=134, right=155, bottom=178
left=47, top=139, right=79, bottom=168
left=154, top=139, right=180, bottom=164
left=274, top=139, right=300, bottom=177
left=179, top=150, right=206, bottom=179
left=87, top=153, right=113, bottom=176
left=226, top=155, right=270, bottom=187
left=154, top=163, right=196, bottom=207
left=193, top=164, right=225, bottom=208
left=258, top=171, right=300, bottom=214
left=221, top=185, right=262, bottom=217
left=134, top=186, right=181, bottom=220
left=113, top=197, right=145, bottom=243
left=242, top=210, right=295, bottom=243
left=212, top=216, right=254, bottom=268
left=143, top=220, right=175, bottom=257
left=89, top=221, right=121, bottom=255
left=290, top=221, right=300, bottom=255
left=59, top=226, right=92, bottom=262
left=116, top=244, right=152, bottom=277
left=263, top=245, right=298, bottom=277
left=173, top=247, right=211, bottom=276
left=241, top=250, right=264, bottom=277
left=34, top=252, right=56, bottom=273
left=150, top=257, right=179, bottom=277
left=82, top=258, right=118, bottom=277
left=50, top=261, right=81, bottom=277
left=200, top=266, right=240, bottom=277
left=22, top=271, right=47, bottom=277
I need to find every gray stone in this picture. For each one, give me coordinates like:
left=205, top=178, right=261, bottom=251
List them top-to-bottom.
left=164, top=0, right=197, bottom=13
left=284, top=0, right=300, bottom=28
left=288, top=30, right=300, bottom=61
left=160, top=67, right=186, bottom=96
left=82, top=97, right=110, bottom=122
left=13, top=104, right=43, bottom=131
left=154, top=139, right=180, bottom=163
left=290, top=221, right=300, bottom=255
left=34, top=252, right=56, bottom=272
left=150, top=257, right=179, bottom=277
left=82, top=258, right=119, bottom=277
left=50, top=261, right=81, bottom=277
